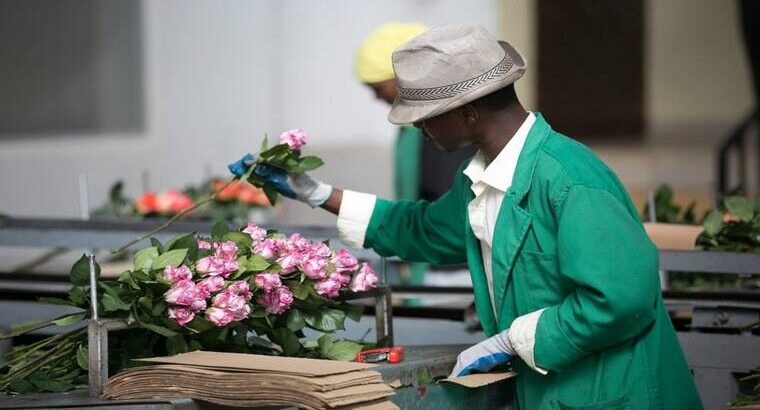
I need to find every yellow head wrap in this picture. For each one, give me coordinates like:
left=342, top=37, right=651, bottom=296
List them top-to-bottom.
left=355, top=23, right=428, bottom=84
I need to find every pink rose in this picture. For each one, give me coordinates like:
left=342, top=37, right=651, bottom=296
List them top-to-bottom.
left=278, top=128, right=308, bottom=150
left=242, top=223, right=267, bottom=244
left=287, top=233, right=311, bottom=252
left=197, top=239, right=212, bottom=249
left=253, top=239, right=282, bottom=260
left=214, top=241, right=238, bottom=260
left=310, top=242, right=332, bottom=258
left=332, top=249, right=359, bottom=273
left=277, top=252, right=302, bottom=274
left=301, top=255, right=328, bottom=280
left=195, top=256, right=216, bottom=274
left=196, top=256, right=238, bottom=278
left=221, top=260, right=240, bottom=277
left=349, top=262, right=379, bottom=293
left=164, top=265, right=192, bottom=283
left=329, top=272, right=351, bottom=286
left=254, top=273, right=282, bottom=293
left=198, top=275, right=225, bottom=296
left=314, top=278, right=342, bottom=299
left=164, top=280, right=198, bottom=306
left=227, top=280, right=253, bottom=301
left=257, top=287, right=294, bottom=315
left=212, top=291, right=247, bottom=312
left=190, top=297, right=207, bottom=312
left=230, top=303, right=251, bottom=321
left=168, top=307, right=195, bottom=326
left=205, top=307, right=234, bottom=327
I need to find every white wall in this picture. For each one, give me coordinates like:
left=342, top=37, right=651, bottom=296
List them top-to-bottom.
left=0, top=0, right=499, bottom=223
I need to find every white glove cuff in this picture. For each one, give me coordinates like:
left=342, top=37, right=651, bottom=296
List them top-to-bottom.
left=305, top=181, right=333, bottom=208
left=509, top=308, right=548, bottom=375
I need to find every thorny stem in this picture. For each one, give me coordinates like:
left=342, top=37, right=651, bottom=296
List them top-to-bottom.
left=109, top=178, right=237, bottom=254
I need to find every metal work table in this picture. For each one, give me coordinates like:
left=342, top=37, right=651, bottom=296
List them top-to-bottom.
left=0, top=345, right=514, bottom=409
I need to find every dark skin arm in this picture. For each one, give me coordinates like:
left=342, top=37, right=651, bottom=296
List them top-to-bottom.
left=320, top=188, right=343, bottom=215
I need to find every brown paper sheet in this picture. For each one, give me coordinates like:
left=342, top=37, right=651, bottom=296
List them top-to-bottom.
left=135, top=350, right=376, bottom=376
left=440, top=371, right=517, bottom=388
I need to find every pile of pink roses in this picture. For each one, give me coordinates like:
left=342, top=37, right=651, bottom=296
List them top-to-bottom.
left=161, top=222, right=378, bottom=328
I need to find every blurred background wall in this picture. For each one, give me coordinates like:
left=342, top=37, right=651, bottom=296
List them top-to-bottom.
left=0, top=0, right=754, bottom=225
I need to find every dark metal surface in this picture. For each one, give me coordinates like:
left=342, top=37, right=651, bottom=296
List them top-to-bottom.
left=0, top=217, right=377, bottom=259
left=659, top=250, right=760, bottom=275
left=678, top=332, right=760, bottom=409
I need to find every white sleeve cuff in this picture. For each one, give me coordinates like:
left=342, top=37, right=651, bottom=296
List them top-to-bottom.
left=336, top=190, right=377, bottom=249
left=509, top=308, right=548, bottom=375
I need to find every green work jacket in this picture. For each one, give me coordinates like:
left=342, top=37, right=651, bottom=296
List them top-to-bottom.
left=363, top=114, right=702, bottom=409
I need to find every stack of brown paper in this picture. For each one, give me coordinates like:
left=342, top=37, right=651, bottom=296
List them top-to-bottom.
left=103, top=351, right=398, bottom=410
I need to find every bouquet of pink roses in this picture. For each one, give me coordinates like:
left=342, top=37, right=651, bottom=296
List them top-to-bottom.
left=0, top=221, right=378, bottom=394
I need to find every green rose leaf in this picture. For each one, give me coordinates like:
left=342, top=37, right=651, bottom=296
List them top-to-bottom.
left=260, top=144, right=290, bottom=161
left=297, top=156, right=324, bottom=173
left=262, top=184, right=279, bottom=206
left=725, top=196, right=754, bottom=222
left=703, top=210, right=725, bottom=236
left=211, top=221, right=231, bottom=241
left=223, top=231, right=253, bottom=250
left=165, top=233, right=196, bottom=251
left=150, top=237, right=164, bottom=253
left=134, top=247, right=159, bottom=271
left=151, top=248, right=188, bottom=270
left=70, top=254, right=100, bottom=286
left=239, top=254, right=271, bottom=273
left=285, top=280, right=310, bottom=300
left=68, top=286, right=87, bottom=305
left=101, top=293, right=131, bottom=312
left=138, top=295, right=153, bottom=312
left=37, top=297, right=76, bottom=307
left=342, top=303, right=364, bottom=322
left=285, top=308, right=306, bottom=332
left=305, top=308, right=346, bottom=332
left=52, top=312, right=87, bottom=326
left=141, top=322, right=177, bottom=337
left=272, top=327, right=302, bottom=356
left=318, top=333, right=335, bottom=356
left=166, top=334, right=188, bottom=356
left=324, top=340, right=363, bottom=361
left=76, top=345, right=88, bottom=370
left=8, top=379, right=36, bottom=394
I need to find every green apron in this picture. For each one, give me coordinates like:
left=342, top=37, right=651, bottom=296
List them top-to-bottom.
left=364, top=114, right=702, bottom=409
left=393, top=126, right=429, bottom=285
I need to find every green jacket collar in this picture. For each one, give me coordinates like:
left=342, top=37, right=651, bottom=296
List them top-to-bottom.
left=506, top=112, right=551, bottom=204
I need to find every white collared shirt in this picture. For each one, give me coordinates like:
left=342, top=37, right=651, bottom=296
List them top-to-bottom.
left=461, top=112, right=535, bottom=315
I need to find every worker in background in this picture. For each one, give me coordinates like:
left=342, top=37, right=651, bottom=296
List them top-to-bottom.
left=354, top=23, right=477, bottom=285
left=231, top=24, right=702, bottom=409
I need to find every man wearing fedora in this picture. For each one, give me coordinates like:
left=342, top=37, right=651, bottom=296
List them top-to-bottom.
left=230, top=24, right=702, bottom=409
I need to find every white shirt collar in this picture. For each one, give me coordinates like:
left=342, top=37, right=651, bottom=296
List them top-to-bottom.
left=463, top=112, right=536, bottom=192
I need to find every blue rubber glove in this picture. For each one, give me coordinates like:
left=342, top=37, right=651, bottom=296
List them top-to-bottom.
left=228, top=153, right=256, bottom=178
left=252, top=164, right=297, bottom=199
left=449, top=329, right=515, bottom=378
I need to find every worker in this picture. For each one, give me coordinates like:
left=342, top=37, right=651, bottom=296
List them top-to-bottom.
left=354, top=23, right=477, bottom=284
left=230, top=24, right=702, bottom=409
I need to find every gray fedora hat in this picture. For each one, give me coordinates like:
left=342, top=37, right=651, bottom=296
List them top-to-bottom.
left=388, top=24, right=526, bottom=125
